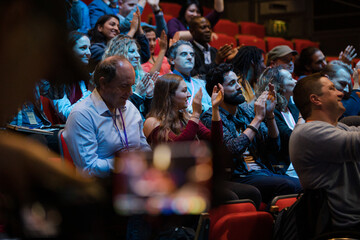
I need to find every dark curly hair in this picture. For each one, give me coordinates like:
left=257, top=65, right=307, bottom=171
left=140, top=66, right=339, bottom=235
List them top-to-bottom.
left=230, top=46, right=264, bottom=88
left=294, top=47, right=320, bottom=77
left=205, top=63, right=233, bottom=96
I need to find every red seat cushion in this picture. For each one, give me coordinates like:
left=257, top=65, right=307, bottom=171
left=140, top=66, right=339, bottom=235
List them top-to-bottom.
left=213, top=19, right=239, bottom=36
left=239, top=22, right=266, bottom=39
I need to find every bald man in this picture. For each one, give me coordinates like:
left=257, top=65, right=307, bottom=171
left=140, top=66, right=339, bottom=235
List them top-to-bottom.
left=64, top=55, right=150, bottom=177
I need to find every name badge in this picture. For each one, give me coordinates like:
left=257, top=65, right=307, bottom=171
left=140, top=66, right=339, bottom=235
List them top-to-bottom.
left=26, top=111, right=38, bottom=125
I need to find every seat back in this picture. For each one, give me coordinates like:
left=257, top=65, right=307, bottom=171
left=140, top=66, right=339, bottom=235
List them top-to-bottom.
left=159, top=2, right=181, bottom=17
left=213, top=19, right=239, bottom=36
left=239, top=21, right=266, bottom=39
left=210, top=33, right=237, bottom=49
left=236, top=34, right=266, bottom=53
left=265, top=36, right=294, bottom=52
left=292, top=38, right=320, bottom=53
left=40, top=96, right=64, bottom=125
left=58, top=129, right=75, bottom=167
left=270, top=194, right=298, bottom=212
left=209, top=199, right=257, bottom=232
left=211, top=211, right=273, bottom=240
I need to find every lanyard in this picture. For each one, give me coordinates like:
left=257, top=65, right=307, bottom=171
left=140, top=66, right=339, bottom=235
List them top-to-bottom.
left=188, top=78, right=195, bottom=106
left=112, top=109, right=129, bottom=151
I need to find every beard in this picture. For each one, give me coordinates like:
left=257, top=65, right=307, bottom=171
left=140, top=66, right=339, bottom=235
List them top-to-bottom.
left=224, top=90, right=246, bottom=105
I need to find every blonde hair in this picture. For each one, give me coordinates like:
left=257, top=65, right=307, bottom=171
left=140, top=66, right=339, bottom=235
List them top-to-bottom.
left=103, top=34, right=145, bottom=86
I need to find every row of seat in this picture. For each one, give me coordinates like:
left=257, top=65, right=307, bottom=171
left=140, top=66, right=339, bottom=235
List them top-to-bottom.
left=141, top=2, right=319, bottom=54
left=205, top=195, right=298, bottom=240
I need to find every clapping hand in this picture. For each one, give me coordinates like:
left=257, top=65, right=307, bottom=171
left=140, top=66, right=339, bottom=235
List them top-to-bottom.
left=339, top=45, right=357, bottom=65
left=211, top=83, right=224, bottom=108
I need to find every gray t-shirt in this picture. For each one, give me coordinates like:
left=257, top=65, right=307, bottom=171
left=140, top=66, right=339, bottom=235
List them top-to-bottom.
left=290, top=121, right=360, bottom=228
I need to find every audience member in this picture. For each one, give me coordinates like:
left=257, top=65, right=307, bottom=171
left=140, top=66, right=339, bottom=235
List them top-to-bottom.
left=66, top=0, right=91, bottom=33
left=88, top=0, right=120, bottom=28
left=167, top=0, right=224, bottom=40
left=88, top=11, right=151, bottom=72
left=88, top=14, right=120, bottom=71
left=188, top=16, right=233, bottom=78
left=142, top=27, right=171, bottom=75
left=52, top=31, right=92, bottom=122
left=104, top=34, right=158, bottom=119
left=167, top=40, right=212, bottom=112
left=266, top=45, right=297, bottom=73
left=294, top=45, right=357, bottom=79
left=230, top=46, right=266, bottom=102
left=64, top=56, right=151, bottom=177
left=321, top=62, right=359, bottom=118
left=202, top=63, right=302, bottom=203
left=256, top=67, right=304, bottom=177
left=290, top=72, right=360, bottom=229
left=143, top=73, right=262, bottom=207
left=143, top=73, right=223, bottom=146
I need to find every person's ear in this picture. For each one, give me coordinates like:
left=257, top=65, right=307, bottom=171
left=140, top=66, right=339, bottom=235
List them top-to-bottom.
left=97, top=25, right=103, bottom=33
left=169, top=58, right=175, bottom=65
left=98, top=76, right=106, bottom=90
left=310, top=93, right=321, bottom=106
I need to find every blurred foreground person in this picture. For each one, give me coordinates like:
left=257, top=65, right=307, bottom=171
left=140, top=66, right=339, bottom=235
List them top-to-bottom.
left=0, top=0, right=104, bottom=238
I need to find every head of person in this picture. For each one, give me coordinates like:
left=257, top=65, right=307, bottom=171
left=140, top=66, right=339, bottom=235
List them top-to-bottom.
left=119, top=0, right=138, bottom=17
left=178, top=0, right=203, bottom=26
left=88, top=14, right=119, bottom=43
left=189, top=16, right=212, bottom=45
left=143, top=26, right=157, bottom=55
left=68, top=31, right=91, bottom=65
left=103, top=34, right=143, bottom=84
left=167, top=40, right=194, bottom=75
left=266, top=45, right=297, bottom=73
left=230, top=46, right=265, bottom=88
left=294, top=47, right=326, bottom=77
left=93, top=56, right=135, bottom=110
left=321, top=61, right=353, bottom=99
left=206, top=63, right=245, bottom=106
left=256, top=67, right=296, bottom=112
left=293, top=73, right=345, bottom=120
left=148, top=74, right=191, bottom=141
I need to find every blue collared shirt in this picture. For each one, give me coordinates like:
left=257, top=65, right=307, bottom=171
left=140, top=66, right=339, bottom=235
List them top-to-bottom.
left=173, top=70, right=212, bottom=113
left=63, top=89, right=151, bottom=177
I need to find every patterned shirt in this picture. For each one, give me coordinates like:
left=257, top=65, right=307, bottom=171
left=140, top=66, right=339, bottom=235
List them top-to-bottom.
left=201, top=103, right=280, bottom=177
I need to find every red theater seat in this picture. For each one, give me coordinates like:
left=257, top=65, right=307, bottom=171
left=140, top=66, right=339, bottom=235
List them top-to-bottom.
left=159, top=2, right=181, bottom=18
left=203, top=6, right=212, bottom=17
left=213, top=19, right=239, bottom=36
left=239, top=21, right=266, bottom=39
left=210, top=33, right=237, bottom=49
left=236, top=34, right=266, bottom=53
left=265, top=36, right=293, bottom=52
left=292, top=38, right=320, bottom=53
left=326, top=56, right=338, bottom=63
left=40, top=96, right=64, bottom=125
left=58, top=129, right=75, bottom=168
left=270, top=194, right=299, bottom=212
left=211, top=211, right=273, bottom=240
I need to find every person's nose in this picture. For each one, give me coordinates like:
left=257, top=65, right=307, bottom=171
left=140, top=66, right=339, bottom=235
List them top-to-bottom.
left=85, top=48, right=91, bottom=56
left=321, top=60, right=327, bottom=68
left=235, top=82, right=241, bottom=91
left=337, top=89, right=344, bottom=99
left=187, top=91, right=191, bottom=98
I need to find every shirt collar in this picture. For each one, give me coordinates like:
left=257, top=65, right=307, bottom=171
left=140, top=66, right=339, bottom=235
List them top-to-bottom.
left=193, top=40, right=210, bottom=52
left=173, top=69, right=191, bottom=82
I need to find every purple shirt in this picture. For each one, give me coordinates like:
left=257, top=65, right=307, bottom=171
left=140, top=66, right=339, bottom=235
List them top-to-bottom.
left=167, top=10, right=222, bottom=38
